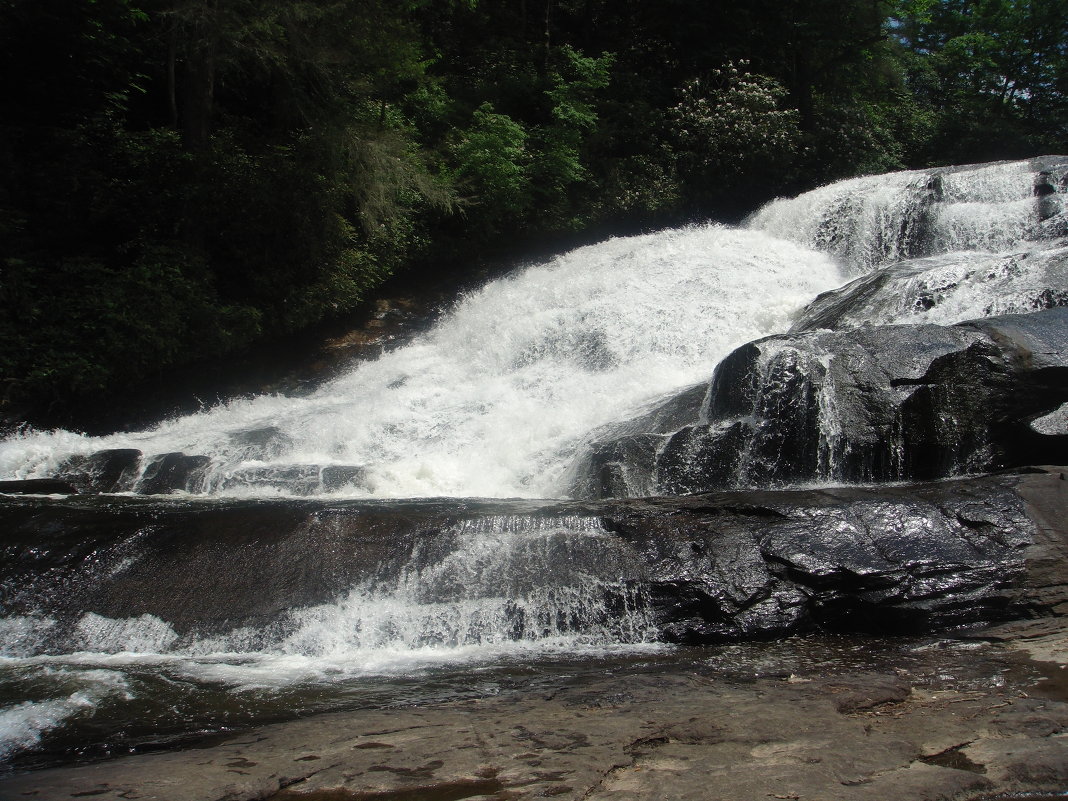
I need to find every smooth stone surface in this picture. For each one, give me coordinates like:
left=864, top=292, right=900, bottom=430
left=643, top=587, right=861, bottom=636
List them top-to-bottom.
left=0, top=479, right=79, bottom=495
left=3, top=624, right=1067, bottom=801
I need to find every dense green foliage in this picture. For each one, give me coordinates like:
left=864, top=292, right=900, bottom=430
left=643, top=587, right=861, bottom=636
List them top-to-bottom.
left=2, top=0, right=1066, bottom=425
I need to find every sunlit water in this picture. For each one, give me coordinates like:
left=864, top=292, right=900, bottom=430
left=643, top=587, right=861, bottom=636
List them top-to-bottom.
left=1, top=157, right=1064, bottom=771
left=1, top=225, right=844, bottom=498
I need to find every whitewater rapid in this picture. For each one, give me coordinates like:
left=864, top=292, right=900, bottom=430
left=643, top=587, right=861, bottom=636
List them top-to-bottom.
left=0, top=157, right=1064, bottom=767
left=0, top=225, right=843, bottom=498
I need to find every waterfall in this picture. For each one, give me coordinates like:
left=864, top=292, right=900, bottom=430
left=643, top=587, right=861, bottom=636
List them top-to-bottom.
left=1, top=156, right=1065, bottom=769
left=570, top=157, right=1068, bottom=498
left=3, top=159, right=1063, bottom=500
left=748, top=159, right=1060, bottom=275
left=0, top=225, right=842, bottom=499
left=0, top=507, right=659, bottom=762
left=1, top=514, right=654, bottom=665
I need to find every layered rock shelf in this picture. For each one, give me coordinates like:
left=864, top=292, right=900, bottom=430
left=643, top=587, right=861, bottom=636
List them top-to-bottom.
left=3, top=468, right=1066, bottom=650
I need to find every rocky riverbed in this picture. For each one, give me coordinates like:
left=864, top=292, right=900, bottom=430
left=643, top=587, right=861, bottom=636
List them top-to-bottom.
left=2, top=466, right=1067, bottom=801
left=2, top=619, right=1067, bottom=801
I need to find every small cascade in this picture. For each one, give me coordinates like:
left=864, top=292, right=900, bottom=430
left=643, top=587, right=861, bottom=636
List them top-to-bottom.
left=748, top=158, right=1066, bottom=275
left=748, top=168, right=937, bottom=273
left=791, top=246, right=1068, bottom=333
left=654, top=339, right=881, bottom=494
left=0, top=507, right=658, bottom=760
left=0, top=513, right=655, bottom=663
left=273, top=515, right=655, bottom=655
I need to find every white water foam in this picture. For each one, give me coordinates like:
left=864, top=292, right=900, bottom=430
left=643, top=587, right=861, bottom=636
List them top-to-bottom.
left=748, top=159, right=1049, bottom=274
left=748, top=168, right=932, bottom=273
left=0, top=224, right=842, bottom=499
left=799, top=245, right=1068, bottom=331
left=0, top=516, right=659, bottom=692
left=0, top=667, right=130, bottom=760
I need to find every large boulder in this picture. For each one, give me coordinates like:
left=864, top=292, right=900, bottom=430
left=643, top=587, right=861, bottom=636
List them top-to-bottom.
left=570, top=308, right=1068, bottom=499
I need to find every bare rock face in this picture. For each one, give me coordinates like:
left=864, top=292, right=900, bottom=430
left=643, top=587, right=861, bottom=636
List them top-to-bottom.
left=571, top=308, right=1068, bottom=499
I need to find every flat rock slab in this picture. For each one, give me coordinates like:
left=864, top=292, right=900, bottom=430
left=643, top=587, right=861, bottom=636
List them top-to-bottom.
left=3, top=624, right=1068, bottom=801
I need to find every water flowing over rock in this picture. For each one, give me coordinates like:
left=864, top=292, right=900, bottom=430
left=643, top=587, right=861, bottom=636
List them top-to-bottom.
left=748, top=155, right=1068, bottom=275
left=569, top=156, right=1068, bottom=499
left=3, top=157, right=1067, bottom=500
left=3, top=159, right=1068, bottom=785
left=0, top=227, right=844, bottom=499
left=791, top=243, right=1068, bottom=333
left=571, top=308, right=1068, bottom=498
left=0, top=470, right=1060, bottom=654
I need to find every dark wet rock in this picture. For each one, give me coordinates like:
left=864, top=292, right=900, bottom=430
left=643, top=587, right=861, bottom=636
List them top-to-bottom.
left=1036, top=170, right=1062, bottom=222
left=571, top=308, right=1068, bottom=498
left=569, top=384, right=706, bottom=499
left=55, top=448, right=142, bottom=493
left=135, top=452, right=211, bottom=494
left=320, top=465, right=367, bottom=492
left=1, top=469, right=1063, bottom=646
left=0, top=478, right=79, bottom=495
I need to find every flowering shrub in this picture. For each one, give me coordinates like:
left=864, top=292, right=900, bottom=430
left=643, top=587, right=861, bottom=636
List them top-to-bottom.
left=671, top=61, right=801, bottom=176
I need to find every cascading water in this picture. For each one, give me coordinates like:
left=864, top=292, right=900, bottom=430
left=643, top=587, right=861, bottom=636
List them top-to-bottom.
left=1, top=157, right=1065, bottom=770
left=571, top=157, right=1068, bottom=498
left=736, top=158, right=1068, bottom=486
left=748, top=158, right=1064, bottom=275
left=3, top=160, right=1062, bottom=500
left=0, top=225, right=842, bottom=499
left=0, top=505, right=659, bottom=764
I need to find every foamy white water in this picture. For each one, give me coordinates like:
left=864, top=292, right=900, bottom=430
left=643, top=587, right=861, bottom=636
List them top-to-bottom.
left=1, top=158, right=1063, bottom=765
left=748, top=159, right=1054, bottom=274
left=0, top=224, right=843, bottom=498
left=791, top=245, right=1068, bottom=332
left=0, top=512, right=662, bottom=760
left=0, top=514, right=659, bottom=678
left=0, top=666, right=131, bottom=761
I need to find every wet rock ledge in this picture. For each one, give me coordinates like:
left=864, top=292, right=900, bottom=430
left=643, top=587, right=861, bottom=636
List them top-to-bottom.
left=1, top=466, right=1068, bottom=800
left=2, top=468, right=1067, bottom=645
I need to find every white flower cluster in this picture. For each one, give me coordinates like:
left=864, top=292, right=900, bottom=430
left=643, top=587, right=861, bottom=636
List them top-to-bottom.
left=670, top=60, right=801, bottom=169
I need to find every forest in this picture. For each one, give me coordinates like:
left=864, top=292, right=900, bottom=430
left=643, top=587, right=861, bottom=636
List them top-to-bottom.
left=1, top=0, right=1066, bottom=427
